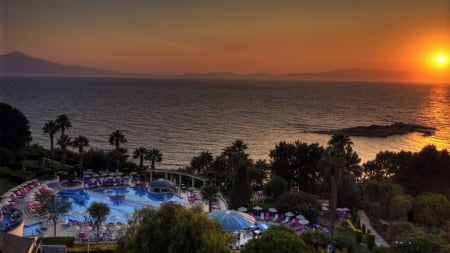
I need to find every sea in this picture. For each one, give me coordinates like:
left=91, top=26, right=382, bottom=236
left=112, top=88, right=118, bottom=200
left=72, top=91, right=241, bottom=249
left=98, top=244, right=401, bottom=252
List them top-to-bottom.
left=1, top=77, right=449, bottom=169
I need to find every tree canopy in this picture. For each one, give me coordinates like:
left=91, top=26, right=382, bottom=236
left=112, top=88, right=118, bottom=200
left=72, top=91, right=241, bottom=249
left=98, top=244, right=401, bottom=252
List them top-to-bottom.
left=0, top=102, right=31, bottom=150
left=116, top=204, right=231, bottom=253
left=242, top=226, right=312, bottom=253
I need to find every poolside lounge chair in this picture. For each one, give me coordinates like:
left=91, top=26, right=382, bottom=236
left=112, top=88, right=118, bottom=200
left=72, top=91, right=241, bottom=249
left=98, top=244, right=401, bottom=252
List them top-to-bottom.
left=272, top=214, right=279, bottom=221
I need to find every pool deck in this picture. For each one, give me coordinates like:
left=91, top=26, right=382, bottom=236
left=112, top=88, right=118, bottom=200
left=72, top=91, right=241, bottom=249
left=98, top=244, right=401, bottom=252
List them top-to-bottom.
left=16, top=186, right=228, bottom=238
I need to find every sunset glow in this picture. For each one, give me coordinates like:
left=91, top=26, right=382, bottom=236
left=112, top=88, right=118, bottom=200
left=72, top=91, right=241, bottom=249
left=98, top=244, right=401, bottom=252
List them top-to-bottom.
left=1, top=1, right=449, bottom=83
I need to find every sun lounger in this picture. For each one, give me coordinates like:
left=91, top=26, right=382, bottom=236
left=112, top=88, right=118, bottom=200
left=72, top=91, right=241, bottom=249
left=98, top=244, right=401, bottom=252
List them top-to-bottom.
left=272, top=214, right=279, bottom=221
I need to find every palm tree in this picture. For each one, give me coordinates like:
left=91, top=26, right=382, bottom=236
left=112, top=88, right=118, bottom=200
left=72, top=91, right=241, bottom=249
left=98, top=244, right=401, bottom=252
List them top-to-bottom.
left=56, top=114, right=71, bottom=137
left=42, top=120, right=59, bottom=166
left=109, top=130, right=127, bottom=171
left=57, top=134, right=72, bottom=170
left=321, top=134, right=353, bottom=233
left=72, top=135, right=89, bottom=169
left=133, top=147, right=148, bottom=171
left=145, top=148, right=162, bottom=169
left=201, top=183, right=220, bottom=212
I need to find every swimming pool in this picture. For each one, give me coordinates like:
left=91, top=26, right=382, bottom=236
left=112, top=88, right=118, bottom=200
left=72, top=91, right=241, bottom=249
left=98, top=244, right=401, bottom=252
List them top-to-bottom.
left=59, top=187, right=186, bottom=223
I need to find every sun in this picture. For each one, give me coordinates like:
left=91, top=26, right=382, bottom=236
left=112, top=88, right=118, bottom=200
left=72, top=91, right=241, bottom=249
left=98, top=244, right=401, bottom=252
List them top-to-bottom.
left=435, top=55, right=447, bottom=65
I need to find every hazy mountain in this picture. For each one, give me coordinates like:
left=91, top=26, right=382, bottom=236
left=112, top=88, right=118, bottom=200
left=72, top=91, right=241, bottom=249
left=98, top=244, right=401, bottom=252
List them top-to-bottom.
left=0, top=51, right=122, bottom=77
left=0, top=51, right=411, bottom=81
left=178, top=68, right=411, bottom=82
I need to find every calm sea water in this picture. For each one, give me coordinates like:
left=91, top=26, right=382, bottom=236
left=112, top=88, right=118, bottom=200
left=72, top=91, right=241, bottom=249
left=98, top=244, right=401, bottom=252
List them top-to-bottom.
left=1, top=77, right=449, bottom=168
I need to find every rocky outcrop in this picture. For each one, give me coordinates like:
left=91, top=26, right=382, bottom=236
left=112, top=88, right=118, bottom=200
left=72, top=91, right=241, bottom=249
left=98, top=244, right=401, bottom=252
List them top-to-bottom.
left=314, top=122, right=435, bottom=137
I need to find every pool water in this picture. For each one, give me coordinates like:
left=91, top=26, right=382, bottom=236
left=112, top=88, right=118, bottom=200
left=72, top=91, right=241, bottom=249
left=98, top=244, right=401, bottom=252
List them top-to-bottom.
left=59, top=187, right=186, bottom=223
left=23, top=222, right=43, bottom=237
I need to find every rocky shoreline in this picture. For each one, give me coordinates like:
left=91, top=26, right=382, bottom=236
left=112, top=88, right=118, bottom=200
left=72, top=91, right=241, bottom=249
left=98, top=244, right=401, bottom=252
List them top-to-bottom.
left=314, top=122, right=436, bottom=138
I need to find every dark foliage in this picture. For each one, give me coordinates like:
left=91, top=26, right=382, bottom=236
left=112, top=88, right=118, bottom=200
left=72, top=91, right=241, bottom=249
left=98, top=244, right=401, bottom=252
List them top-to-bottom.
left=0, top=102, right=31, bottom=150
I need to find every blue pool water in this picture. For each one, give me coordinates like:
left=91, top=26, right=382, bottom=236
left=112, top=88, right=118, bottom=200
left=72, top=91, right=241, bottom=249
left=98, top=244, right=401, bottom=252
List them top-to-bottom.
left=59, top=187, right=186, bottom=223
left=23, top=222, right=43, bottom=237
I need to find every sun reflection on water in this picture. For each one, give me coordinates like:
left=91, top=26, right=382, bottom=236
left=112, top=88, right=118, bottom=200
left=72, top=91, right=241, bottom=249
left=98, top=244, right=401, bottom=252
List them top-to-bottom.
left=412, top=85, right=450, bottom=151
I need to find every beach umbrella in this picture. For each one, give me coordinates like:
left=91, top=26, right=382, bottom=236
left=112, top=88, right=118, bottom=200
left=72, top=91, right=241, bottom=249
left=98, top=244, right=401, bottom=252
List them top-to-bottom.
left=117, top=172, right=124, bottom=176
left=92, top=173, right=99, bottom=177
left=101, top=173, right=108, bottom=177
left=83, top=175, right=91, bottom=179
left=252, top=205, right=262, bottom=211
left=322, top=206, right=329, bottom=211
left=237, top=207, right=248, bottom=212
left=341, top=207, right=350, bottom=212
left=268, top=208, right=278, bottom=213
left=336, top=208, right=343, bottom=212
left=208, top=210, right=256, bottom=232
left=284, top=211, right=294, bottom=217
left=296, top=214, right=305, bottom=220
left=110, top=215, right=121, bottom=221
left=298, top=219, right=310, bottom=225
left=82, top=225, right=93, bottom=232
left=99, top=225, right=108, bottom=232
left=108, top=225, right=121, bottom=232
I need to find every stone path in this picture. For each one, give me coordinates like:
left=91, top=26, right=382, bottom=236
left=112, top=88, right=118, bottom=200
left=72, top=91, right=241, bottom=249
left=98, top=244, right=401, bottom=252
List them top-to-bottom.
left=357, top=209, right=390, bottom=247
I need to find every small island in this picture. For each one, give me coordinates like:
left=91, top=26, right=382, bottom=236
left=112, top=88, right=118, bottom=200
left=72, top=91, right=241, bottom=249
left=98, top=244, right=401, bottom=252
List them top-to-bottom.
left=314, top=122, right=436, bottom=137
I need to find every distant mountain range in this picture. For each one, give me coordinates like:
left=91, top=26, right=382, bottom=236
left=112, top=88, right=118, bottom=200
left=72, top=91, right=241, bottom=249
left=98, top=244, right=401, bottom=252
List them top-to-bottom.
left=0, top=51, right=411, bottom=82
left=0, top=51, right=122, bottom=77
left=178, top=69, right=411, bottom=82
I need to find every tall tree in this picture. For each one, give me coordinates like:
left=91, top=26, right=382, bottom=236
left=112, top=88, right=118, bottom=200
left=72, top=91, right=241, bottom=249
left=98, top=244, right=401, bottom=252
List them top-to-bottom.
left=0, top=102, right=31, bottom=150
left=56, top=114, right=71, bottom=137
left=42, top=120, right=59, bottom=166
left=109, top=130, right=127, bottom=171
left=57, top=134, right=72, bottom=170
left=320, top=134, right=355, bottom=233
left=72, top=135, right=89, bottom=168
left=133, top=147, right=148, bottom=171
left=145, top=148, right=162, bottom=169
left=190, top=151, right=214, bottom=177
left=201, top=183, right=220, bottom=212
left=35, top=192, right=71, bottom=236
left=87, top=202, right=110, bottom=242
left=116, top=204, right=230, bottom=253
left=243, top=226, right=313, bottom=253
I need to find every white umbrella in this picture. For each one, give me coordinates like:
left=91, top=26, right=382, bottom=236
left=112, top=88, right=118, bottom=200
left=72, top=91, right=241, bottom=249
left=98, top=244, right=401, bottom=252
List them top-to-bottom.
left=92, top=173, right=99, bottom=177
left=252, top=206, right=262, bottom=211
left=322, top=206, right=329, bottom=211
left=237, top=207, right=248, bottom=212
left=341, top=207, right=350, bottom=212
left=268, top=208, right=278, bottom=213
left=336, top=208, right=343, bottom=212
left=284, top=211, right=294, bottom=217
left=296, top=214, right=305, bottom=220
left=110, top=215, right=121, bottom=221
left=298, top=219, right=309, bottom=225
left=82, top=225, right=93, bottom=232
left=99, top=225, right=108, bottom=232
left=108, top=225, right=121, bottom=232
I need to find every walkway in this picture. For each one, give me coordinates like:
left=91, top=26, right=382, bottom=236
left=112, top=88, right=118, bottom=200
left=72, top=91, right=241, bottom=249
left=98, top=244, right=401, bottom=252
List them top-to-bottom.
left=357, top=210, right=389, bottom=247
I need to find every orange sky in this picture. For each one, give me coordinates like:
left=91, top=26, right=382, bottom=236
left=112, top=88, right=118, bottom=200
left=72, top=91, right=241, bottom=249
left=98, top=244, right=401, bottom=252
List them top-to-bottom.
left=1, top=1, right=449, bottom=81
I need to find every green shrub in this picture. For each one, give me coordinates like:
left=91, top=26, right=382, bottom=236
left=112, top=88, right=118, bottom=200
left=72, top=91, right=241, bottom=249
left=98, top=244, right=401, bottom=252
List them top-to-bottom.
left=0, top=166, right=11, bottom=176
left=10, top=169, right=36, bottom=182
left=355, top=231, right=363, bottom=243
left=334, top=233, right=354, bottom=253
left=367, top=234, right=375, bottom=249
left=40, top=236, right=75, bottom=247
left=372, top=247, right=394, bottom=253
